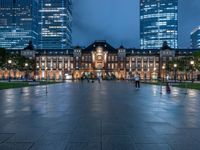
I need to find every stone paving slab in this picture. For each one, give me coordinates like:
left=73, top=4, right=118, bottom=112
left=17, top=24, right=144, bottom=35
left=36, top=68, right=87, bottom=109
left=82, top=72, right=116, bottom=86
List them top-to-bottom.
left=0, top=81, right=200, bottom=150
left=0, top=133, right=15, bottom=143
left=30, top=141, right=67, bottom=150
left=0, top=142, right=33, bottom=150
left=64, top=142, right=101, bottom=150
left=102, top=142, right=137, bottom=150
left=136, top=143, right=172, bottom=150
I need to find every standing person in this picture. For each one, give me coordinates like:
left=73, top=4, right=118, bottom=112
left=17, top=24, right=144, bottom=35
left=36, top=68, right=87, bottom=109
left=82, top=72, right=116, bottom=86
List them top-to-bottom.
left=134, top=73, right=140, bottom=89
left=80, top=75, right=84, bottom=83
left=86, top=75, right=90, bottom=83
left=97, top=76, right=101, bottom=83
left=166, top=82, right=171, bottom=93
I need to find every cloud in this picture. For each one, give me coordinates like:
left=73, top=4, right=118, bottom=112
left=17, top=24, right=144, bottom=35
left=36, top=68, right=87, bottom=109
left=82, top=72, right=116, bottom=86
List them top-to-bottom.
left=72, top=0, right=200, bottom=48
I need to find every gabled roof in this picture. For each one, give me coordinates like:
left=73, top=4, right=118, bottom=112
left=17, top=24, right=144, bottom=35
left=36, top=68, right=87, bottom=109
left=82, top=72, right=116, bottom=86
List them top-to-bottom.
left=83, top=40, right=117, bottom=53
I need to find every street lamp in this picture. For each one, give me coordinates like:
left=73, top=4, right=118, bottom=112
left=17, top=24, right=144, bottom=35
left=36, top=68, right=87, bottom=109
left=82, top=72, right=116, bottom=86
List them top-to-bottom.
left=8, top=59, right=12, bottom=82
left=8, top=60, right=12, bottom=64
left=190, top=60, right=194, bottom=82
left=20, top=63, right=28, bottom=93
left=25, top=63, right=28, bottom=81
left=25, top=63, right=28, bottom=67
left=174, top=63, right=177, bottom=82
left=174, top=64, right=177, bottom=68
left=36, top=65, right=39, bottom=80
left=162, top=65, right=165, bottom=82
left=159, top=66, right=165, bottom=94
left=45, top=67, right=48, bottom=94
left=153, top=67, right=157, bottom=80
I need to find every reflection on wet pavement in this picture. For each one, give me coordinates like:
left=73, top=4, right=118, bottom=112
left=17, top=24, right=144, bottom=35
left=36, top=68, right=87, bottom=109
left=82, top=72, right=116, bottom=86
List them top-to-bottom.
left=0, top=81, right=200, bottom=150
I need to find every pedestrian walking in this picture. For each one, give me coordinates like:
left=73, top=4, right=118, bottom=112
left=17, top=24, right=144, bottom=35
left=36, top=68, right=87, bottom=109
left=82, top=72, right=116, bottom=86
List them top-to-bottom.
left=134, top=73, right=140, bottom=89
left=80, top=76, right=84, bottom=83
left=87, top=76, right=90, bottom=83
left=97, top=76, right=101, bottom=83
left=166, top=82, right=171, bottom=93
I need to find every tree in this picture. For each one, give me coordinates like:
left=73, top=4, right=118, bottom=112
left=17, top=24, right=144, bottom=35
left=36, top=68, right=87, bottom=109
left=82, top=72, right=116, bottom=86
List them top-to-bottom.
left=24, top=41, right=34, bottom=50
left=161, top=41, right=171, bottom=50
left=0, top=48, right=6, bottom=68
left=0, top=51, right=35, bottom=72
left=193, top=51, right=200, bottom=71
left=11, top=54, right=35, bottom=72
left=166, top=56, right=195, bottom=80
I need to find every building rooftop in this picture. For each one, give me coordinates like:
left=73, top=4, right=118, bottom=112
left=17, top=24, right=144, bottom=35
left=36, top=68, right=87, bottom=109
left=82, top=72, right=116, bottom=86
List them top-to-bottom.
left=191, top=26, right=200, bottom=35
left=83, top=41, right=117, bottom=53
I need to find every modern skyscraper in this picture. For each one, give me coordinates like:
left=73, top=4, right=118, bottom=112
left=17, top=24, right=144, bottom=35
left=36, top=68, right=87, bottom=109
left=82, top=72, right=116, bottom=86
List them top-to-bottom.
left=0, top=0, right=38, bottom=49
left=38, top=0, right=72, bottom=49
left=140, top=0, right=178, bottom=49
left=191, top=26, right=200, bottom=49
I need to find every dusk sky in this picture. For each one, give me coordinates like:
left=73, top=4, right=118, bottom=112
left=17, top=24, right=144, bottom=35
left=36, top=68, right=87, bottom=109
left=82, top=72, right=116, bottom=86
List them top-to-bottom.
left=72, top=0, right=200, bottom=48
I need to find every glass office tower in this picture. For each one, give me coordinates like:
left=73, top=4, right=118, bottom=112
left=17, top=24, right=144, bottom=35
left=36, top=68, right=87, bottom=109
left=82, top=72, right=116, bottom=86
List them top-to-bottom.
left=0, top=0, right=38, bottom=49
left=38, top=0, right=72, bottom=49
left=140, top=0, right=178, bottom=49
left=191, top=26, right=200, bottom=49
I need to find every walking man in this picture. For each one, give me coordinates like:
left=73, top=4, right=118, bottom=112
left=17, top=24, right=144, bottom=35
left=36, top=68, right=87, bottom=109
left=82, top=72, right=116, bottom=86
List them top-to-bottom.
left=134, top=73, right=140, bottom=89
left=97, top=76, right=101, bottom=83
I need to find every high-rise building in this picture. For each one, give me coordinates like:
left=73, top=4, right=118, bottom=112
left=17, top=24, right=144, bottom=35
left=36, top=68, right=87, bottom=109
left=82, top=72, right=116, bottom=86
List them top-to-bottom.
left=0, top=0, right=38, bottom=49
left=38, top=0, right=72, bottom=49
left=140, top=0, right=178, bottom=49
left=191, top=26, right=200, bottom=49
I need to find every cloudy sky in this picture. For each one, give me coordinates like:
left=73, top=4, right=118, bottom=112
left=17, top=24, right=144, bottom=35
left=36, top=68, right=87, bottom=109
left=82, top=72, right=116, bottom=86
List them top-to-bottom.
left=72, top=0, right=200, bottom=48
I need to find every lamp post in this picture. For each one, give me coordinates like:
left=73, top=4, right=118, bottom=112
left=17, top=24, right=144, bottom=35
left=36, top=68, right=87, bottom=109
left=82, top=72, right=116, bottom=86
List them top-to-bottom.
left=8, top=59, right=12, bottom=82
left=190, top=60, right=194, bottom=82
left=20, top=63, right=28, bottom=93
left=25, top=63, right=28, bottom=81
left=174, top=63, right=177, bottom=82
left=36, top=65, right=39, bottom=81
left=162, top=65, right=165, bottom=82
left=159, top=66, right=165, bottom=95
left=0, top=67, right=1, bottom=79
left=45, top=67, right=48, bottom=94
left=154, top=67, right=156, bottom=80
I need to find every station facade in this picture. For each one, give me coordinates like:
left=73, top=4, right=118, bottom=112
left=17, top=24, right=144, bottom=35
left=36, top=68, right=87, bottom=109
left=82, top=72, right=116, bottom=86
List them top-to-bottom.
left=1, top=40, right=199, bottom=80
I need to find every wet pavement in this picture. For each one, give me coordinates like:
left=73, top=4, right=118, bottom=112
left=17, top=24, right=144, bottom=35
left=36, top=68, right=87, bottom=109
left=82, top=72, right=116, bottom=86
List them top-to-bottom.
left=0, top=81, right=200, bottom=150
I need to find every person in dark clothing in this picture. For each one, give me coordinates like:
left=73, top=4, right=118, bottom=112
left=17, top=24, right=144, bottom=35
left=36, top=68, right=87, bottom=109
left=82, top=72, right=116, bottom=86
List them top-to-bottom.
left=134, top=73, right=140, bottom=89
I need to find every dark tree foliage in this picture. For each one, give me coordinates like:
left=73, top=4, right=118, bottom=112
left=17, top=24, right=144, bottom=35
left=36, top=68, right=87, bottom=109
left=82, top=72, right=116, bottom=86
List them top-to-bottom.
left=24, top=41, right=34, bottom=50
left=161, top=41, right=171, bottom=50
left=0, top=48, right=6, bottom=67
left=0, top=50, right=35, bottom=72
left=193, top=51, right=200, bottom=71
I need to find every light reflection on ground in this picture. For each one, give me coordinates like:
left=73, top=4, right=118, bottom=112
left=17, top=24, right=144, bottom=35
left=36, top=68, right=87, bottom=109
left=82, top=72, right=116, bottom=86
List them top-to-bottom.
left=0, top=81, right=200, bottom=149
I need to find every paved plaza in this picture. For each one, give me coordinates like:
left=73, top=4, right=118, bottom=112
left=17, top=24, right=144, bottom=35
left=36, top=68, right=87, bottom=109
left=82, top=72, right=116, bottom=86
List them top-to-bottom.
left=0, top=81, right=200, bottom=150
